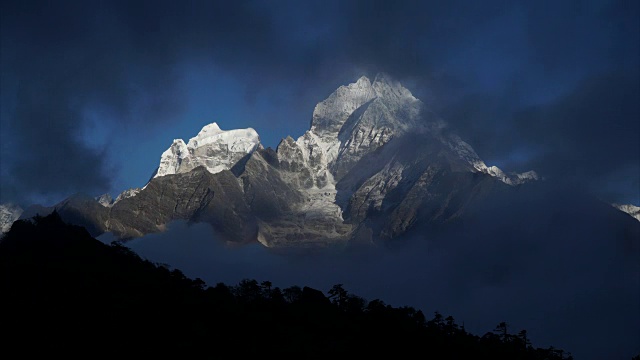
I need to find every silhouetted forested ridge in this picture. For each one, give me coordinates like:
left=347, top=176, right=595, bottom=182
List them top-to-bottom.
left=0, top=212, right=593, bottom=358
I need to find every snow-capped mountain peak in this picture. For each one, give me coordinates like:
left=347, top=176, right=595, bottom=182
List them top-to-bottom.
left=371, top=72, right=418, bottom=104
left=16, top=73, right=547, bottom=247
left=293, top=73, right=538, bottom=186
left=304, top=74, right=428, bottom=179
left=310, top=76, right=375, bottom=137
left=154, top=122, right=260, bottom=178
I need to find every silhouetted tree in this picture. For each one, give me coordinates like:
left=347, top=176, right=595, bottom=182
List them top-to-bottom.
left=193, top=278, right=206, bottom=290
left=233, top=279, right=262, bottom=302
left=260, top=280, right=272, bottom=293
left=206, top=282, right=234, bottom=304
left=328, top=284, right=348, bottom=307
left=282, top=285, right=302, bottom=303
left=300, top=286, right=330, bottom=306
left=270, top=287, right=285, bottom=304
left=343, top=294, right=367, bottom=313
left=366, top=299, right=388, bottom=313
left=414, top=310, right=427, bottom=327
left=428, top=311, right=445, bottom=329
left=445, top=315, right=459, bottom=335
left=494, top=321, right=510, bottom=342
left=517, top=329, right=531, bottom=349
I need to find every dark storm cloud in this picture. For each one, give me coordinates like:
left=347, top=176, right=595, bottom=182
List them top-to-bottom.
left=0, top=0, right=281, bottom=205
left=1, top=0, right=638, bottom=205
left=256, top=0, right=639, bottom=203
left=402, top=0, right=639, bottom=203
left=439, top=70, right=640, bottom=203
left=513, top=72, right=640, bottom=201
left=4, top=83, right=115, bottom=204
left=119, top=182, right=640, bottom=360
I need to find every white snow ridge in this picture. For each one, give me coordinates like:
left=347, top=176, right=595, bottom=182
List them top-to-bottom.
left=155, top=122, right=260, bottom=178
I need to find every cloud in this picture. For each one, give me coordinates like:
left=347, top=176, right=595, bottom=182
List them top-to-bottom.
left=0, top=0, right=278, bottom=205
left=1, top=0, right=638, bottom=205
left=521, top=72, right=638, bottom=182
left=1, top=83, right=114, bottom=206
left=121, top=181, right=640, bottom=360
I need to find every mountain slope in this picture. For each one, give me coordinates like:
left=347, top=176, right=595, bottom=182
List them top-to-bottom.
left=13, top=73, right=621, bottom=248
left=0, top=212, right=577, bottom=358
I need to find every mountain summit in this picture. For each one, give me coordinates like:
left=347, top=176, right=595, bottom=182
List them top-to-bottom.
left=14, top=74, right=543, bottom=246
left=155, top=122, right=260, bottom=178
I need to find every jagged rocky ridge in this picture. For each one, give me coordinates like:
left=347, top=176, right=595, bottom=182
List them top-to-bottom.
left=16, top=74, right=548, bottom=247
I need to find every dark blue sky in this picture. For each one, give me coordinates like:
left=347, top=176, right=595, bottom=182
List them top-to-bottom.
left=1, top=0, right=638, bottom=208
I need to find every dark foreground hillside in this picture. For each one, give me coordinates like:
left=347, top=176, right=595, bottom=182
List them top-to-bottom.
left=0, top=212, right=579, bottom=358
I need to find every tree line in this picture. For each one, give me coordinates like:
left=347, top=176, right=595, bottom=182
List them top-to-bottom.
left=0, top=212, right=632, bottom=358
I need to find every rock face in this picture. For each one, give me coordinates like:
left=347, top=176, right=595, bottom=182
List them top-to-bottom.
left=18, top=73, right=550, bottom=248
left=335, top=132, right=505, bottom=242
left=108, top=167, right=255, bottom=242
left=19, top=168, right=256, bottom=243
left=95, top=194, right=114, bottom=207
left=612, top=203, right=640, bottom=222
left=0, top=204, right=23, bottom=234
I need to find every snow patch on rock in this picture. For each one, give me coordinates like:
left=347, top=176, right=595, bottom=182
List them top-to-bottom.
left=442, top=134, right=539, bottom=185
left=114, top=188, right=141, bottom=204
left=95, top=193, right=114, bottom=207
left=0, top=203, right=23, bottom=234
left=612, top=203, right=640, bottom=222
